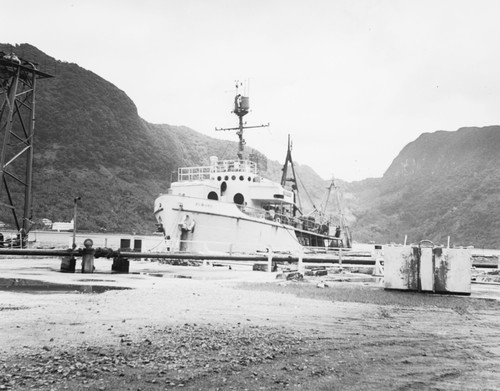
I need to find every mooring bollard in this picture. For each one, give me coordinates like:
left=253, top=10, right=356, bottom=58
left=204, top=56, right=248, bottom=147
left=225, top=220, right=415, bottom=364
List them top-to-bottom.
left=81, top=238, right=95, bottom=273
left=60, top=256, right=76, bottom=273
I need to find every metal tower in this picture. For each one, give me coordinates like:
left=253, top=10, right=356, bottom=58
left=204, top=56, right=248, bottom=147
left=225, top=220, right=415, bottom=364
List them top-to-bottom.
left=0, top=51, right=53, bottom=246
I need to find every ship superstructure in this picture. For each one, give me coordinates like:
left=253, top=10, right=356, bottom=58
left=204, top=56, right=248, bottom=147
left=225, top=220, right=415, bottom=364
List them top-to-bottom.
left=154, top=83, right=351, bottom=254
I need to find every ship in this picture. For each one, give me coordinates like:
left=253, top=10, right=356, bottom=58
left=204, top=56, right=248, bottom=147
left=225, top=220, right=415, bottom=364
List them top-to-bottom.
left=154, top=83, right=352, bottom=254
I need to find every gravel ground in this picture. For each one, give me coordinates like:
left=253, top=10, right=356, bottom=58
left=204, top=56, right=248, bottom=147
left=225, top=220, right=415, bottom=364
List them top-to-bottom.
left=1, top=257, right=500, bottom=390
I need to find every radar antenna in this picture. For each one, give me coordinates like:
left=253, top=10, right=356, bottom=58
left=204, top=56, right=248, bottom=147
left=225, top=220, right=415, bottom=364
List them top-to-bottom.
left=215, top=81, right=269, bottom=160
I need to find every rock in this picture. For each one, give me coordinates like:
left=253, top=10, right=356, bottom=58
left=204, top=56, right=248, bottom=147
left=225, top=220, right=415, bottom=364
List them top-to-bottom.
left=305, top=269, right=328, bottom=277
left=285, top=272, right=303, bottom=281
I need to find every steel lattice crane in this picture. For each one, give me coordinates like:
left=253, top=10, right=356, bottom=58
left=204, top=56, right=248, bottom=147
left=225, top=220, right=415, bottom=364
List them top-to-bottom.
left=0, top=51, right=53, bottom=247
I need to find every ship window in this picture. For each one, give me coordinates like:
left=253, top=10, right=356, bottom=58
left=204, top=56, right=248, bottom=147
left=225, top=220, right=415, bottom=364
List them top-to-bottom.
left=224, top=175, right=229, bottom=180
left=231, top=175, right=236, bottom=180
left=239, top=175, right=244, bottom=181
left=217, top=176, right=221, bottom=181
left=248, top=177, right=251, bottom=181
left=220, top=181, right=227, bottom=195
left=208, top=191, right=218, bottom=200
left=233, top=193, right=244, bottom=205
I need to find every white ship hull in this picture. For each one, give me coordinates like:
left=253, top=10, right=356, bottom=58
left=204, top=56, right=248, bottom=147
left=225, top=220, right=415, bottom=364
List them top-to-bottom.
left=154, top=194, right=305, bottom=254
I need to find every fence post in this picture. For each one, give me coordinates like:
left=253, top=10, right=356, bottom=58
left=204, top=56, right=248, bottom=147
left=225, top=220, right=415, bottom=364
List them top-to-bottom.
left=267, top=247, right=273, bottom=273
left=297, top=248, right=304, bottom=274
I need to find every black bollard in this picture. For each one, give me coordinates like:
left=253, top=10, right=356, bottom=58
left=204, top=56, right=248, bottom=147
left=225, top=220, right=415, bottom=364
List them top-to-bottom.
left=60, top=256, right=76, bottom=273
left=112, top=257, right=129, bottom=273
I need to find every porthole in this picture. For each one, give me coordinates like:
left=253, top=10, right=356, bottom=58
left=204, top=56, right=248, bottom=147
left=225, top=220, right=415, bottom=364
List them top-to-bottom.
left=224, top=175, right=229, bottom=180
left=231, top=175, right=236, bottom=180
left=239, top=175, right=244, bottom=181
left=217, top=176, right=221, bottom=181
left=247, top=177, right=251, bottom=181
left=208, top=191, right=218, bottom=200
left=233, top=193, right=244, bottom=205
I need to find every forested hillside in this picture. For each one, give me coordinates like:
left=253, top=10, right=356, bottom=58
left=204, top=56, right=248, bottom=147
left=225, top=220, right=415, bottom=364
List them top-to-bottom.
left=346, top=126, right=500, bottom=248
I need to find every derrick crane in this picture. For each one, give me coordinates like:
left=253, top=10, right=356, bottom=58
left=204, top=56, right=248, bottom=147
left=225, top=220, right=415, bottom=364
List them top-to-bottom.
left=0, top=51, right=53, bottom=246
left=280, top=135, right=302, bottom=215
left=321, top=178, right=352, bottom=248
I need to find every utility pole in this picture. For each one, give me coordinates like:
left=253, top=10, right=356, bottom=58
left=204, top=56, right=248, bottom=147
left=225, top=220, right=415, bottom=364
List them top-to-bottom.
left=72, top=197, right=81, bottom=250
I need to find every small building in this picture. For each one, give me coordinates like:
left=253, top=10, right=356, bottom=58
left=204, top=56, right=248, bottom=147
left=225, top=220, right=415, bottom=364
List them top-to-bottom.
left=52, top=219, right=74, bottom=232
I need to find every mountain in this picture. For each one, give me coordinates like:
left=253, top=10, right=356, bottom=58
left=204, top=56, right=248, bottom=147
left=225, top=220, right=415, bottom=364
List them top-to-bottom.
left=346, top=126, right=500, bottom=248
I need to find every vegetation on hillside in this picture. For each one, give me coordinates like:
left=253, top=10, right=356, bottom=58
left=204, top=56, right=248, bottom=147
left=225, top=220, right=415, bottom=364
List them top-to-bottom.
left=347, top=126, right=500, bottom=248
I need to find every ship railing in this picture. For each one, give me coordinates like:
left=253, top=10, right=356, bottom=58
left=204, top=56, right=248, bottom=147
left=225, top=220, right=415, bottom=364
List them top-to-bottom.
left=213, top=159, right=257, bottom=174
left=177, top=160, right=258, bottom=182
left=178, top=166, right=212, bottom=182
left=236, top=204, right=266, bottom=219
left=236, top=204, right=289, bottom=222
left=237, top=205, right=308, bottom=229
left=239, top=208, right=336, bottom=237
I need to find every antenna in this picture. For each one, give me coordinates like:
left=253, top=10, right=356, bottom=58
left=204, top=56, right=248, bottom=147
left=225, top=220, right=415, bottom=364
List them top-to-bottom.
left=215, top=81, right=269, bottom=160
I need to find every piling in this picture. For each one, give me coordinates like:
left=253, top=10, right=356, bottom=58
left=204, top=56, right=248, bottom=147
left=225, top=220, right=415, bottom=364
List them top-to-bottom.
left=81, top=239, right=95, bottom=273
left=111, top=257, right=129, bottom=273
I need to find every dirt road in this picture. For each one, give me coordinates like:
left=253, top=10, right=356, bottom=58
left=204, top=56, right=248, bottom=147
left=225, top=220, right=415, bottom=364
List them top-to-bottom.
left=0, top=258, right=499, bottom=390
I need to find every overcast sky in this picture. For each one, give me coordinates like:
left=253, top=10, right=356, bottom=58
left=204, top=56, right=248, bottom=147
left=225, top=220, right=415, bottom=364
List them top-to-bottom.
left=3, top=0, right=500, bottom=181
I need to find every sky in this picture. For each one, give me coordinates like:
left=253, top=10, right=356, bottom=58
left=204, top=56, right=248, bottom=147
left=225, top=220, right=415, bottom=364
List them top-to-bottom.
left=3, top=0, right=500, bottom=182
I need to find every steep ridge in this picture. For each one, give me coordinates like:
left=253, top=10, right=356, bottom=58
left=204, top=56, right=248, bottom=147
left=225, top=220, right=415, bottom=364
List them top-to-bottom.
left=347, top=126, right=500, bottom=247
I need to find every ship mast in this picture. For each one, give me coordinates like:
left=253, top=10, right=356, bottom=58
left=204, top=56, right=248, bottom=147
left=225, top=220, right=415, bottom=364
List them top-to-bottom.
left=215, top=81, right=269, bottom=160
left=280, top=135, right=302, bottom=215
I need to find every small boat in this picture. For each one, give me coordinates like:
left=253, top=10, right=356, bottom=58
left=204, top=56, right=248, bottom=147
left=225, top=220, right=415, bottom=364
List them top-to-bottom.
left=154, top=84, right=351, bottom=254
